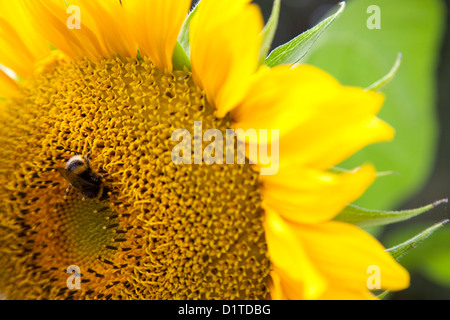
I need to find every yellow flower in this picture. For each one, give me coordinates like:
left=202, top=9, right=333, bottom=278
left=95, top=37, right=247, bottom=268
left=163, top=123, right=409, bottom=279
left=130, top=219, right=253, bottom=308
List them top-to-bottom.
left=0, top=0, right=409, bottom=300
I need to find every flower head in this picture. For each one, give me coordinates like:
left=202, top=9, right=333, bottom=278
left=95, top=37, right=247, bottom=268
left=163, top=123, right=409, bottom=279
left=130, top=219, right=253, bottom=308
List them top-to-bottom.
left=0, top=0, right=409, bottom=299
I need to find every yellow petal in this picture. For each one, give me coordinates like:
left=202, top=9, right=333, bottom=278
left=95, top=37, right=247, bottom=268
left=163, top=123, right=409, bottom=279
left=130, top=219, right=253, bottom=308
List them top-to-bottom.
left=24, top=0, right=107, bottom=61
left=73, top=0, right=137, bottom=58
left=123, top=0, right=191, bottom=72
left=190, top=0, right=263, bottom=117
left=0, top=1, right=51, bottom=76
left=0, top=1, right=50, bottom=56
left=0, top=18, right=33, bottom=76
left=33, top=50, right=69, bottom=75
left=230, top=64, right=393, bottom=169
left=231, top=64, right=341, bottom=137
left=0, top=68, right=19, bottom=98
left=278, top=86, right=393, bottom=170
left=280, top=116, right=394, bottom=170
left=260, top=165, right=376, bottom=224
left=263, top=208, right=326, bottom=299
left=295, top=221, right=410, bottom=292
left=268, top=270, right=287, bottom=300
left=318, top=287, right=378, bottom=300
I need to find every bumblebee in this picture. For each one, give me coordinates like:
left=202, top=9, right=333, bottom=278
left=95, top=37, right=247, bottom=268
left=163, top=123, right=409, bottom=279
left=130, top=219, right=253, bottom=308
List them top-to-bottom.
left=57, top=154, right=109, bottom=200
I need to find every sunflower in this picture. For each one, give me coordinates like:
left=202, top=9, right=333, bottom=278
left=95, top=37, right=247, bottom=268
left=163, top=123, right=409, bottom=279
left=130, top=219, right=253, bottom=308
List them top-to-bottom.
left=0, top=0, right=409, bottom=300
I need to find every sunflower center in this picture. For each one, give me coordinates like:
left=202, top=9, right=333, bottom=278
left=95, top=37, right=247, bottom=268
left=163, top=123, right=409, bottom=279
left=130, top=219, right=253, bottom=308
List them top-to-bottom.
left=0, top=56, right=271, bottom=299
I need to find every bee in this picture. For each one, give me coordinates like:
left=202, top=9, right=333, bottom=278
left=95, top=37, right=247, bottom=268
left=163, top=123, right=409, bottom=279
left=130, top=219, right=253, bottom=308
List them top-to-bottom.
left=57, top=153, right=109, bottom=200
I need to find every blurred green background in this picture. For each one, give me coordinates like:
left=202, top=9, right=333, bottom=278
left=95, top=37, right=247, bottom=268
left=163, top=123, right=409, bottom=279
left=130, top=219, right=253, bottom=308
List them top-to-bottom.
left=251, top=0, right=450, bottom=299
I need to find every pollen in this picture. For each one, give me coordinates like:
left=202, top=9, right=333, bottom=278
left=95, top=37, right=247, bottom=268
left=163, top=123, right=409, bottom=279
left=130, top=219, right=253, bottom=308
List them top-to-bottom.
left=0, top=56, right=271, bottom=299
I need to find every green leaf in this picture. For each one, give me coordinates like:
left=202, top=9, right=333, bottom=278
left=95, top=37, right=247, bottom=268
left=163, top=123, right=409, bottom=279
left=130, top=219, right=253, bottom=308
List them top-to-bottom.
left=258, top=0, right=280, bottom=66
left=304, top=0, right=446, bottom=210
left=172, top=2, right=199, bottom=71
left=178, top=2, right=199, bottom=58
left=264, top=2, right=345, bottom=67
left=172, top=41, right=191, bottom=71
left=366, top=52, right=402, bottom=91
left=329, top=166, right=398, bottom=177
left=334, top=199, right=447, bottom=228
left=386, top=220, right=449, bottom=261
left=383, top=221, right=450, bottom=287
left=377, top=290, right=390, bottom=299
